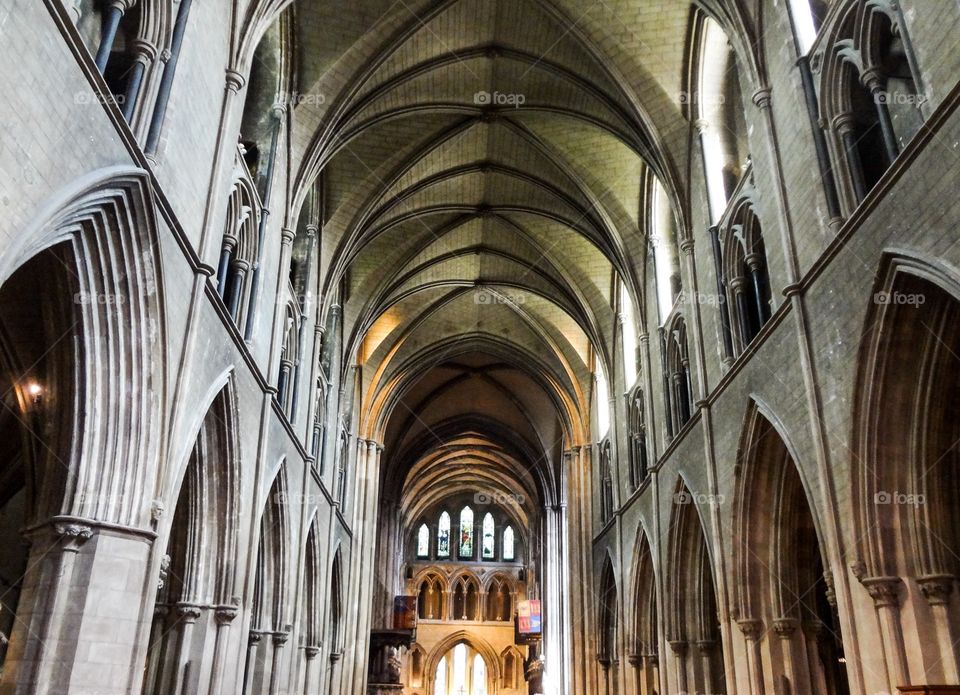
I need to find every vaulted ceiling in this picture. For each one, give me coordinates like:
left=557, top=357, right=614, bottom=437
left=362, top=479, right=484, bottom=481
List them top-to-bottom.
left=266, top=0, right=762, bottom=509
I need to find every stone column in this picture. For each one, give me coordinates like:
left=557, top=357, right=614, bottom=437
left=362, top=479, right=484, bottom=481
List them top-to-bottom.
left=94, top=0, right=135, bottom=72
left=122, top=38, right=157, bottom=124
left=196, top=69, right=247, bottom=263
left=863, top=69, right=900, bottom=163
left=833, top=113, right=868, bottom=203
left=262, top=227, right=296, bottom=372
left=745, top=252, right=770, bottom=325
left=226, top=259, right=250, bottom=320
left=729, top=275, right=752, bottom=347
left=31, top=523, right=92, bottom=695
left=918, top=574, right=960, bottom=682
left=859, top=575, right=909, bottom=689
left=208, top=602, right=240, bottom=695
left=172, top=603, right=203, bottom=695
left=144, top=604, right=170, bottom=693
left=773, top=617, right=806, bottom=694
left=737, top=619, right=765, bottom=695
left=802, top=619, right=829, bottom=695
left=268, top=629, right=290, bottom=694
left=243, top=631, right=263, bottom=695
left=697, top=639, right=720, bottom=695
left=668, top=640, right=688, bottom=695
left=302, top=645, right=320, bottom=693
left=328, top=651, right=343, bottom=695
left=643, top=653, right=658, bottom=695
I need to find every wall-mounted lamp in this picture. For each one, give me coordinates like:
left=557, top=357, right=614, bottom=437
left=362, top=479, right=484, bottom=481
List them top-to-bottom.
left=25, top=382, right=43, bottom=406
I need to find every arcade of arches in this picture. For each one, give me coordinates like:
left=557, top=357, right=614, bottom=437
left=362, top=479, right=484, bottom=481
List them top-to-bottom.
left=1, top=0, right=960, bottom=694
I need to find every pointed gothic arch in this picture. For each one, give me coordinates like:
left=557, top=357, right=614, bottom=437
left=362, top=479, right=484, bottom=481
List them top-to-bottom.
left=0, top=167, right=166, bottom=688
left=851, top=253, right=960, bottom=686
left=142, top=380, right=242, bottom=694
left=733, top=401, right=848, bottom=695
left=243, top=464, right=292, bottom=694
left=667, top=480, right=726, bottom=695
left=628, top=527, right=659, bottom=695
left=598, top=554, right=621, bottom=695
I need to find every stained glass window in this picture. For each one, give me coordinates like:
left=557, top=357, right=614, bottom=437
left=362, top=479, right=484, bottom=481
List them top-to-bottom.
left=459, top=506, right=474, bottom=558
left=438, top=512, right=451, bottom=558
left=482, top=513, right=495, bottom=559
left=417, top=523, right=430, bottom=558
left=503, top=525, right=515, bottom=561
left=452, top=644, right=467, bottom=694
left=472, top=654, right=487, bottom=695
left=434, top=656, right=447, bottom=695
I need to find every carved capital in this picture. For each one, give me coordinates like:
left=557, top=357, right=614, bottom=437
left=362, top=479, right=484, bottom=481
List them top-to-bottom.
left=225, top=69, right=246, bottom=93
left=752, top=87, right=772, bottom=110
left=55, top=523, right=93, bottom=552
left=918, top=574, right=955, bottom=607
left=860, top=576, right=903, bottom=608
left=215, top=601, right=240, bottom=625
left=176, top=603, right=203, bottom=623
left=772, top=617, right=798, bottom=638
left=737, top=618, right=764, bottom=641
left=801, top=618, right=823, bottom=638
left=668, top=639, right=687, bottom=656
left=696, top=639, right=716, bottom=655
left=305, top=645, right=321, bottom=659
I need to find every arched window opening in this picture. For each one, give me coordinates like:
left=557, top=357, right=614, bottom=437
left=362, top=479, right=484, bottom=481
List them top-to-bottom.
left=788, top=0, right=829, bottom=55
left=98, top=3, right=142, bottom=109
left=821, top=5, right=925, bottom=208
left=875, top=13, right=924, bottom=151
left=238, top=15, right=286, bottom=193
left=698, top=17, right=750, bottom=221
left=216, top=176, right=261, bottom=326
left=650, top=177, right=682, bottom=320
left=289, top=181, right=321, bottom=313
left=720, top=206, right=772, bottom=354
left=620, top=280, right=638, bottom=388
left=276, top=304, right=300, bottom=417
left=662, top=317, right=693, bottom=437
left=594, top=353, right=611, bottom=438
left=628, top=394, right=648, bottom=490
left=335, top=428, right=349, bottom=504
left=599, top=441, right=614, bottom=523
left=458, top=506, right=474, bottom=559
left=437, top=512, right=451, bottom=558
left=481, top=513, right=495, bottom=559
left=417, top=523, right=430, bottom=559
left=502, top=526, right=515, bottom=561
left=417, top=576, right=443, bottom=620
left=452, top=576, right=479, bottom=620
left=486, top=577, right=513, bottom=622
left=452, top=644, right=468, bottom=693
left=472, top=654, right=487, bottom=695
left=434, top=656, right=447, bottom=695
